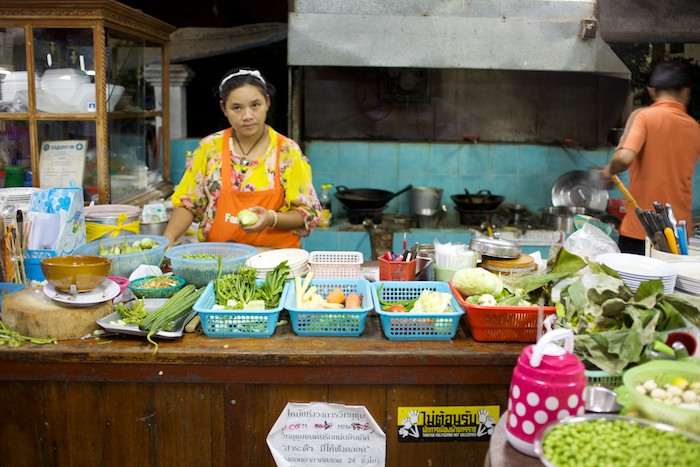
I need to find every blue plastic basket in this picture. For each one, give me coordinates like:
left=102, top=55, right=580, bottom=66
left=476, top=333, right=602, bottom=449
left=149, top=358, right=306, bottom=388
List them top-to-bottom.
left=73, top=235, right=168, bottom=278
left=166, top=242, right=257, bottom=287
left=285, top=278, right=373, bottom=336
left=193, top=280, right=289, bottom=338
left=371, top=281, right=464, bottom=341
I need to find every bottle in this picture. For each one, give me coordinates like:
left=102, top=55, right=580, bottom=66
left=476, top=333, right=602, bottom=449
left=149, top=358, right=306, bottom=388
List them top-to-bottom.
left=319, top=183, right=333, bottom=227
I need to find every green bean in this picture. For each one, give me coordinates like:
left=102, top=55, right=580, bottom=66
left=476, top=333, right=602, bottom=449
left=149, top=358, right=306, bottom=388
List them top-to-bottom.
left=141, top=285, right=203, bottom=354
left=0, top=320, right=56, bottom=346
left=542, top=418, right=700, bottom=466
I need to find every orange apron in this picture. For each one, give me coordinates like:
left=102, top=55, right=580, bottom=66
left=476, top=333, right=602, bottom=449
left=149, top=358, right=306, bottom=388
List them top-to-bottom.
left=206, top=128, right=300, bottom=248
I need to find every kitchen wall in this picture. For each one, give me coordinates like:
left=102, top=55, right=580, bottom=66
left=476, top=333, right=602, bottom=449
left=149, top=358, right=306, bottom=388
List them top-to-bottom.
left=171, top=139, right=700, bottom=223
left=308, top=140, right=617, bottom=224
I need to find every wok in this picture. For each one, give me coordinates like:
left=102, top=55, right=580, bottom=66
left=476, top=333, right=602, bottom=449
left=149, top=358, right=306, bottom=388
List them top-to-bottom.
left=335, top=184, right=413, bottom=210
left=451, top=189, right=505, bottom=211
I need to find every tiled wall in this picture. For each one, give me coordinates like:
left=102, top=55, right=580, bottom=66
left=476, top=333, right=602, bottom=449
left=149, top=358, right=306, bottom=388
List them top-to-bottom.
left=170, top=138, right=700, bottom=255
left=307, top=140, right=700, bottom=222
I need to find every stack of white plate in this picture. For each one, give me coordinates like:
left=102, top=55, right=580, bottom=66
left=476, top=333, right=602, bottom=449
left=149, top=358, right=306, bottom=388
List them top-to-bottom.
left=40, top=68, right=90, bottom=104
left=1, top=71, right=40, bottom=102
left=246, top=248, right=310, bottom=280
left=595, top=253, right=677, bottom=294
left=668, top=261, right=700, bottom=296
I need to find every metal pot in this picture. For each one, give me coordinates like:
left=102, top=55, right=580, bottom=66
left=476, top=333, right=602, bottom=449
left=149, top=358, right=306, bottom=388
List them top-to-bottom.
left=335, top=184, right=413, bottom=210
left=451, top=189, right=505, bottom=211
left=541, top=206, right=598, bottom=234
left=469, top=234, right=521, bottom=259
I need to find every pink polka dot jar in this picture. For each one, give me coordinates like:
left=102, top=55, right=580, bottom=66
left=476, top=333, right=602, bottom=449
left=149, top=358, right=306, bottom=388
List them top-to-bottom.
left=505, top=329, right=586, bottom=456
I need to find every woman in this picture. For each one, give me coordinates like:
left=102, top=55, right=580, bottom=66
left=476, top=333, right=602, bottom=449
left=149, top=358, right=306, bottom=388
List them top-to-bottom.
left=164, top=68, right=321, bottom=248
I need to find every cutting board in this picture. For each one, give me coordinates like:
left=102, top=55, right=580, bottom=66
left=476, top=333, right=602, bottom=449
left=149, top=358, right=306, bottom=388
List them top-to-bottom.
left=2, top=287, right=113, bottom=340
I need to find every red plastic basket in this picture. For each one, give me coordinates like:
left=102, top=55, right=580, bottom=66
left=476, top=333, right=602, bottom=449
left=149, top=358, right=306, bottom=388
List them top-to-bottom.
left=379, top=258, right=416, bottom=281
left=448, top=281, right=556, bottom=342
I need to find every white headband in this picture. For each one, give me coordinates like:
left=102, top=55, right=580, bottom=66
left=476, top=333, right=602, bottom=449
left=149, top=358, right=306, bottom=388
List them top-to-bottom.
left=219, top=69, right=266, bottom=91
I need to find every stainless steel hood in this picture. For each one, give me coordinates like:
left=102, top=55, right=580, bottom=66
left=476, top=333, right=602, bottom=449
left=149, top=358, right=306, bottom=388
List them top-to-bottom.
left=289, top=0, right=630, bottom=79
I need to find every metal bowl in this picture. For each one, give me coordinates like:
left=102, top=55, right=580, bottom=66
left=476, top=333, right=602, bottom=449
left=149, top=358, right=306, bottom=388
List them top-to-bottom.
left=583, top=386, right=622, bottom=413
left=534, top=414, right=700, bottom=467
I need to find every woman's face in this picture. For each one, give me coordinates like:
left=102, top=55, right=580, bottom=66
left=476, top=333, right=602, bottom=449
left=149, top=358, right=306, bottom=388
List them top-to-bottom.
left=220, top=83, right=270, bottom=137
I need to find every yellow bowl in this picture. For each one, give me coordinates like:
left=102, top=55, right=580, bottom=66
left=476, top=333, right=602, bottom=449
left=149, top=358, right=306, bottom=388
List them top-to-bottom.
left=40, top=255, right=112, bottom=292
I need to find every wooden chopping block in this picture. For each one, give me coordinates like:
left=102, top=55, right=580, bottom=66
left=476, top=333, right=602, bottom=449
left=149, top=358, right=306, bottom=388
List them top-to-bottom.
left=2, top=286, right=113, bottom=340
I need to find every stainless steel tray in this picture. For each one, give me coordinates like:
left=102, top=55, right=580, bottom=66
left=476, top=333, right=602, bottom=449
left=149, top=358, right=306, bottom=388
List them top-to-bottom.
left=97, top=299, right=195, bottom=339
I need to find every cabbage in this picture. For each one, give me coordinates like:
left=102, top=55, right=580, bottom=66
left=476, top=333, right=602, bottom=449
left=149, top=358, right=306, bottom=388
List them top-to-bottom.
left=237, top=209, right=258, bottom=226
left=452, top=267, right=504, bottom=297
left=411, top=290, right=453, bottom=313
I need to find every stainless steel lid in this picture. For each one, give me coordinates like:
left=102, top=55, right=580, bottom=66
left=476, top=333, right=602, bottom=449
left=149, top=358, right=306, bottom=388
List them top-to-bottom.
left=469, top=234, right=521, bottom=259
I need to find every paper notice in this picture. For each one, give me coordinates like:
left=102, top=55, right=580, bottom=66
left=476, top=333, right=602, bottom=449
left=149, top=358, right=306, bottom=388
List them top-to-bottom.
left=39, top=140, right=88, bottom=188
left=267, top=402, right=386, bottom=467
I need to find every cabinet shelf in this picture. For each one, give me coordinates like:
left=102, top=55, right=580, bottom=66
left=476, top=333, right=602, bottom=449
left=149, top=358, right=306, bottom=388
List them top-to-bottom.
left=0, top=0, right=176, bottom=205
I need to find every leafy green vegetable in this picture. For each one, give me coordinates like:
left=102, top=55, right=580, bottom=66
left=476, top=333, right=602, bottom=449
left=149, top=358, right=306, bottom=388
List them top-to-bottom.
left=549, top=250, right=700, bottom=374
left=258, top=261, right=291, bottom=308
left=214, top=262, right=291, bottom=309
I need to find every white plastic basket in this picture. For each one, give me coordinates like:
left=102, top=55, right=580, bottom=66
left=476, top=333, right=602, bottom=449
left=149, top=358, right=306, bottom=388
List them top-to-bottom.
left=308, top=251, right=363, bottom=279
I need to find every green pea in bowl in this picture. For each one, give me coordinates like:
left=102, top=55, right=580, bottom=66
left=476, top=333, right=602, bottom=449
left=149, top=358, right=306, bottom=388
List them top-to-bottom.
left=534, top=414, right=700, bottom=467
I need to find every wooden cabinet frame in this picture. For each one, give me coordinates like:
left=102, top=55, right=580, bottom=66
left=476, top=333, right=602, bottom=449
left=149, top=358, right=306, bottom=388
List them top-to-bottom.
left=0, top=1, right=175, bottom=204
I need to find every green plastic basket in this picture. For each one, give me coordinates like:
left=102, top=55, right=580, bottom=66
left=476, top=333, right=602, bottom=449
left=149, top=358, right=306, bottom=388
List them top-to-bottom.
left=128, top=275, right=186, bottom=299
left=585, top=369, right=624, bottom=390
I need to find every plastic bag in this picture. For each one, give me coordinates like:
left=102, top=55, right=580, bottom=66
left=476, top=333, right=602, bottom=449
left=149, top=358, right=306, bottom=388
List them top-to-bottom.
left=563, top=222, right=620, bottom=260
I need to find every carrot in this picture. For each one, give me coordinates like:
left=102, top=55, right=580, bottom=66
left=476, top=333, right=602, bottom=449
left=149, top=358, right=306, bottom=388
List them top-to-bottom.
left=326, top=287, right=346, bottom=304
left=345, top=293, right=362, bottom=309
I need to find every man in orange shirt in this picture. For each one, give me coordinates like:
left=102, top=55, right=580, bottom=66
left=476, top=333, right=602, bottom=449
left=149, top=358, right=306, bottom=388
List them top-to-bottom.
left=604, top=61, right=700, bottom=255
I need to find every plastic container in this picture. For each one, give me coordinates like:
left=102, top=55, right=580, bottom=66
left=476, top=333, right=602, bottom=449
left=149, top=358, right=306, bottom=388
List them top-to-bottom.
left=4, top=166, right=24, bottom=188
left=318, top=183, right=333, bottom=227
left=84, top=204, right=141, bottom=242
left=73, top=234, right=168, bottom=278
left=165, top=242, right=257, bottom=287
left=24, top=249, right=56, bottom=282
left=308, top=251, right=363, bottom=279
left=379, top=257, right=417, bottom=281
left=434, top=266, right=457, bottom=282
left=128, top=275, right=186, bottom=299
left=285, top=278, right=373, bottom=336
left=194, top=281, right=289, bottom=338
left=371, top=281, right=463, bottom=341
left=449, top=281, right=555, bottom=342
left=505, top=329, right=586, bottom=456
left=623, top=360, right=700, bottom=435
left=585, top=369, right=623, bottom=390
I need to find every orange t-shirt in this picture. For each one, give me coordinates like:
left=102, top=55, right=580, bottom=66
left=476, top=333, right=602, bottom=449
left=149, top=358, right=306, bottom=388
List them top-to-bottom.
left=618, top=100, right=700, bottom=240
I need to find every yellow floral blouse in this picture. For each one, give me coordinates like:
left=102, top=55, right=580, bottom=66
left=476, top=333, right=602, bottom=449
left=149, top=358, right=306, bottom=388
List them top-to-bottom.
left=172, top=126, right=321, bottom=241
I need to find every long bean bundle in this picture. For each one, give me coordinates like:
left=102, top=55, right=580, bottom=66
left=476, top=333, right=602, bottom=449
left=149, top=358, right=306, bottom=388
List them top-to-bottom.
left=141, top=284, right=203, bottom=353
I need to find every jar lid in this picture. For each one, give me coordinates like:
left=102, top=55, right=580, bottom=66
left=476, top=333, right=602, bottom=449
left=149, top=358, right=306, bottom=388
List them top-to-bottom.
left=469, top=233, right=521, bottom=259
left=481, top=253, right=534, bottom=269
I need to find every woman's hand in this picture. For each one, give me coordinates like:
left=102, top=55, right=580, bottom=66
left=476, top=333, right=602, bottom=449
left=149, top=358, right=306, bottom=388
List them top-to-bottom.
left=239, top=206, right=274, bottom=233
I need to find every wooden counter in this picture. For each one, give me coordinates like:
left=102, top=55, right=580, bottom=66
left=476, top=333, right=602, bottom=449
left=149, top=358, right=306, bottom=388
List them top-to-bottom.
left=0, top=313, right=526, bottom=467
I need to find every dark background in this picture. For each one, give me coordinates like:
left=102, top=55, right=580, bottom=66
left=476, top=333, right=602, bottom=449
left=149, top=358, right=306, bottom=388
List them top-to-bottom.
left=121, top=0, right=290, bottom=138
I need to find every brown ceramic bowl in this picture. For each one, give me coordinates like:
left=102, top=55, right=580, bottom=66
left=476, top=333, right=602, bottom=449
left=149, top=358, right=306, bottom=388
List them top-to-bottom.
left=40, top=255, right=112, bottom=293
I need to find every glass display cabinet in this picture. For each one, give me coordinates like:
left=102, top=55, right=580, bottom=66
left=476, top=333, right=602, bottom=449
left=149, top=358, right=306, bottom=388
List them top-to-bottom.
left=0, top=1, right=175, bottom=204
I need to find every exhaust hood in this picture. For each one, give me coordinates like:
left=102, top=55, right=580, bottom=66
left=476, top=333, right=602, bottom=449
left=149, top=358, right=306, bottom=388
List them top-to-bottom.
left=289, top=0, right=630, bottom=79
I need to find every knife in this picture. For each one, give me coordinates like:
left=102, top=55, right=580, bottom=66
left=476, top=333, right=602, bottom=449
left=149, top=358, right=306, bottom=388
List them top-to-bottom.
left=653, top=201, right=673, bottom=231
left=641, top=210, right=660, bottom=246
